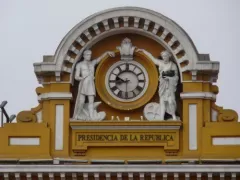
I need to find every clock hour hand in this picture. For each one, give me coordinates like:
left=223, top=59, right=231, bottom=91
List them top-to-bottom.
left=109, top=76, right=125, bottom=84
left=116, top=76, right=126, bottom=82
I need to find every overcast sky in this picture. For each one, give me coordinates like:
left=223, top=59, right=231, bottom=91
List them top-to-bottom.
left=0, top=0, right=239, bottom=123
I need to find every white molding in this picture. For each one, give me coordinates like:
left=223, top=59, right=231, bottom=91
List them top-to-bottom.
left=34, top=7, right=221, bottom=84
left=38, top=92, right=72, bottom=101
left=180, top=92, right=216, bottom=100
left=189, top=104, right=197, bottom=150
left=55, top=105, right=64, bottom=150
left=211, top=109, right=218, bottom=122
left=36, top=111, right=42, bottom=123
left=70, top=125, right=181, bottom=130
left=212, top=137, right=240, bottom=145
left=9, top=138, right=40, bottom=146
left=53, top=158, right=88, bottom=163
left=165, top=159, right=198, bottom=163
left=1, top=165, right=240, bottom=173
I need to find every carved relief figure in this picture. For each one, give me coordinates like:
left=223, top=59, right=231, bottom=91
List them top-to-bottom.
left=138, top=49, right=179, bottom=120
left=73, top=50, right=115, bottom=121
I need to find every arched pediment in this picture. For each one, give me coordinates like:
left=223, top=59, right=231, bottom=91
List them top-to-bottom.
left=34, top=7, right=219, bottom=83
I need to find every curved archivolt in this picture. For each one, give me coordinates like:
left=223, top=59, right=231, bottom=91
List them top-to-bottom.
left=56, top=9, right=196, bottom=83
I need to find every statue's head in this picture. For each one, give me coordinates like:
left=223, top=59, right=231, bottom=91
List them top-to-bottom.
left=83, top=50, right=92, bottom=61
left=160, top=50, right=171, bottom=63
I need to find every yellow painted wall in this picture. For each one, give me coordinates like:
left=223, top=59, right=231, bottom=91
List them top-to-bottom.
left=0, top=33, right=239, bottom=162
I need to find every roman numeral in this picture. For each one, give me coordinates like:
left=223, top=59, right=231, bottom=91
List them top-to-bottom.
left=125, top=63, right=129, bottom=71
left=117, top=66, right=123, bottom=72
left=136, top=72, right=143, bottom=76
left=138, top=79, right=145, bottom=83
left=109, top=80, right=116, bottom=83
left=136, top=85, right=143, bottom=92
left=111, top=86, right=118, bottom=92
left=133, top=89, right=139, bottom=96
left=117, top=91, right=124, bottom=98
left=125, top=91, right=128, bottom=99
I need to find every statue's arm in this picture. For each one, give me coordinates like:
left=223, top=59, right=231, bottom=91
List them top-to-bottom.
left=136, top=49, right=159, bottom=66
left=93, top=51, right=115, bottom=65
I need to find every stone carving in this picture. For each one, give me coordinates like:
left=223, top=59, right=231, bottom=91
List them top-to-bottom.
left=116, top=38, right=136, bottom=61
left=138, top=49, right=179, bottom=121
left=73, top=50, right=115, bottom=121
left=143, top=102, right=161, bottom=121
left=17, top=111, right=37, bottom=123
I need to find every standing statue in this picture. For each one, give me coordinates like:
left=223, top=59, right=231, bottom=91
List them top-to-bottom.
left=137, top=49, right=179, bottom=120
left=73, top=50, right=115, bottom=121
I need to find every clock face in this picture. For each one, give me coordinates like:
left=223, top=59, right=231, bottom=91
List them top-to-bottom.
left=105, top=61, right=149, bottom=102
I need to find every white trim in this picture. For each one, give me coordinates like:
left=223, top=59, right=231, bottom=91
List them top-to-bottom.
left=34, top=7, right=219, bottom=84
left=38, top=92, right=72, bottom=101
left=180, top=92, right=216, bottom=100
left=189, top=104, right=197, bottom=150
left=55, top=105, right=64, bottom=150
left=211, top=109, right=218, bottom=122
left=36, top=111, right=42, bottom=123
left=70, top=125, right=181, bottom=130
left=212, top=137, right=240, bottom=145
left=9, top=138, right=40, bottom=146
left=53, top=158, right=88, bottom=163
left=165, top=159, right=198, bottom=163
left=201, top=159, right=236, bottom=162
left=1, top=164, right=240, bottom=173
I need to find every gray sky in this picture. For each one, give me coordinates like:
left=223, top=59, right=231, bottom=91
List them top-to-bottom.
left=0, top=0, right=239, bottom=121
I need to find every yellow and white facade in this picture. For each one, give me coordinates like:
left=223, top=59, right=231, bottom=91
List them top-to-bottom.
left=0, top=7, right=240, bottom=180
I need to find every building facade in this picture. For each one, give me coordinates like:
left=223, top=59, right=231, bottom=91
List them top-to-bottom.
left=0, top=7, right=240, bottom=180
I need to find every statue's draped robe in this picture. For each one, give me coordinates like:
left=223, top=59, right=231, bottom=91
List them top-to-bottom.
left=73, top=60, right=97, bottom=119
left=158, top=60, right=178, bottom=115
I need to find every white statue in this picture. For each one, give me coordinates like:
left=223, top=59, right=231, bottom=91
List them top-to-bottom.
left=137, top=49, right=179, bottom=120
left=73, top=50, right=115, bottom=121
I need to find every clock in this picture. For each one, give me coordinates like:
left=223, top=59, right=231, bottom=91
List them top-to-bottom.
left=95, top=51, right=158, bottom=111
left=105, top=61, right=149, bottom=102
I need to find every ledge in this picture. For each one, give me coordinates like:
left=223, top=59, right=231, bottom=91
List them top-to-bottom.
left=70, top=121, right=182, bottom=130
left=1, top=164, right=240, bottom=173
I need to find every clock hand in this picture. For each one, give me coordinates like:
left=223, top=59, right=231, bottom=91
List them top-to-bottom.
left=116, top=76, right=126, bottom=82
left=125, top=78, right=128, bottom=98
